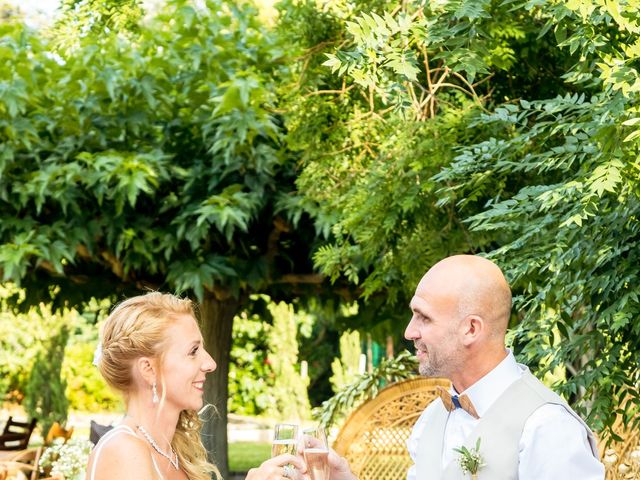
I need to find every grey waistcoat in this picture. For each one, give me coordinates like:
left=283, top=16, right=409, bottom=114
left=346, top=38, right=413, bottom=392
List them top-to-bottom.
left=415, top=370, right=598, bottom=480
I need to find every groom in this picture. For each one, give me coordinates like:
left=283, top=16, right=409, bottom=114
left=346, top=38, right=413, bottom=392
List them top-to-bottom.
left=321, top=255, right=604, bottom=479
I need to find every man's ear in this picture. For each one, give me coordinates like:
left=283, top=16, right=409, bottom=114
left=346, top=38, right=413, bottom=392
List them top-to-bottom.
left=461, top=315, right=483, bottom=346
left=136, top=357, right=157, bottom=385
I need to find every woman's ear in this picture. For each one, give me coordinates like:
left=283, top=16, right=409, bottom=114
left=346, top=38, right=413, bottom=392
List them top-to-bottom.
left=461, top=315, right=483, bottom=346
left=136, top=357, right=157, bottom=385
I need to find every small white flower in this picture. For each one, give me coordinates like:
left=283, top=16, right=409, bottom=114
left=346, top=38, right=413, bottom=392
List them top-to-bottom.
left=93, top=342, right=103, bottom=366
left=453, top=437, right=485, bottom=476
left=41, top=438, right=93, bottom=479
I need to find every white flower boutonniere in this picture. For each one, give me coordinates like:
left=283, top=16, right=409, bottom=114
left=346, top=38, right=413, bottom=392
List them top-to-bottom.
left=453, top=437, right=485, bottom=479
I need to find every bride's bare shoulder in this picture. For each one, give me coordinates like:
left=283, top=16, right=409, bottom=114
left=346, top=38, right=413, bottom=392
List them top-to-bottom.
left=87, top=431, right=154, bottom=480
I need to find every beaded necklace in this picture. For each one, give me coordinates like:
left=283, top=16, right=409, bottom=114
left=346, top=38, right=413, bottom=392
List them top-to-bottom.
left=136, top=425, right=180, bottom=471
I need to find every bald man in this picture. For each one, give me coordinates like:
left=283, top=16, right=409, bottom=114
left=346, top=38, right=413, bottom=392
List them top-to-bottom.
left=309, top=255, right=603, bottom=480
left=404, top=255, right=604, bottom=479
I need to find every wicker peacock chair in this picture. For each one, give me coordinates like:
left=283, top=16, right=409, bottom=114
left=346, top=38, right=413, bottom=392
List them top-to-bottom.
left=332, top=376, right=640, bottom=479
left=333, top=377, right=449, bottom=480
left=600, top=414, right=640, bottom=479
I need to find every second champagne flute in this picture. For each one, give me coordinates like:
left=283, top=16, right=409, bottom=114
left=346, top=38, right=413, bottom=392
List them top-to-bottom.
left=272, top=423, right=299, bottom=457
left=302, top=426, right=329, bottom=480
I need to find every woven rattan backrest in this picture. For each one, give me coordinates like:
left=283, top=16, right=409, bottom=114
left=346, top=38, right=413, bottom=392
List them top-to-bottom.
left=333, top=377, right=450, bottom=480
left=599, top=414, right=640, bottom=479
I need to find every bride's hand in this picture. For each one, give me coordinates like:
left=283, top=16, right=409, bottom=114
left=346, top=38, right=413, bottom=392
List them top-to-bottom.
left=245, top=454, right=307, bottom=480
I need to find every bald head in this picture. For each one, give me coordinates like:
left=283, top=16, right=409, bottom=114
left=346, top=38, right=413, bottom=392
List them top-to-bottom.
left=416, top=255, right=512, bottom=338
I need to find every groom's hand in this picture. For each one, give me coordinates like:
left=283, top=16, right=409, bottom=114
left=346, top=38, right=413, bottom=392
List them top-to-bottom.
left=298, top=436, right=357, bottom=480
left=326, top=449, right=357, bottom=480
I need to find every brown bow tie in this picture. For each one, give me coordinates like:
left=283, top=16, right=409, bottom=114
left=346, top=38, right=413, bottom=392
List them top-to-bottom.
left=437, top=386, right=480, bottom=419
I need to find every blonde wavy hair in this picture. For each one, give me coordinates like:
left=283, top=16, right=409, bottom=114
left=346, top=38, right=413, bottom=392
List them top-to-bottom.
left=98, top=292, right=220, bottom=480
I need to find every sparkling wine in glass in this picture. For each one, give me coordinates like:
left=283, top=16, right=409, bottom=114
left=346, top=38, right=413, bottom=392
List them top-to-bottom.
left=272, top=423, right=299, bottom=457
left=302, top=426, right=329, bottom=480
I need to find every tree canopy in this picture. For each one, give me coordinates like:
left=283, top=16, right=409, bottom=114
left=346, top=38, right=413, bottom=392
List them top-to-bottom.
left=0, top=0, right=330, bottom=474
left=1, top=0, right=316, bottom=303
left=282, top=0, right=640, bottom=437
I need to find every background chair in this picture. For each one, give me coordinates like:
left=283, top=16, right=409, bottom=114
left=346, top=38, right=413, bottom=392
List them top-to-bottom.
left=333, top=376, right=639, bottom=480
left=333, top=377, right=449, bottom=480
left=599, top=415, right=640, bottom=479
left=0, top=417, right=37, bottom=451
left=89, top=420, right=113, bottom=446
left=45, top=423, right=74, bottom=445
left=0, top=447, right=42, bottom=480
left=0, top=462, right=31, bottom=480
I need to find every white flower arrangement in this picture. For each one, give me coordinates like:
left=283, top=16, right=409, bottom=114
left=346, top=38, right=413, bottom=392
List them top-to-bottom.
left=453, top=437, right=485, bottom=478
left=40, top=438, right=93, bottom=480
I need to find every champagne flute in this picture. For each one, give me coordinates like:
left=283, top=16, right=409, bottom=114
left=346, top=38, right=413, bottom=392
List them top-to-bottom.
left=272, top=423, right=299, bottom=457
left=302, top=426, right=329, bottom=480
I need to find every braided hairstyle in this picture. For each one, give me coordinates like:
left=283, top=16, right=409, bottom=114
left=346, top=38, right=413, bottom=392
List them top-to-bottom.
left=97, top=292, right=220, bottom=480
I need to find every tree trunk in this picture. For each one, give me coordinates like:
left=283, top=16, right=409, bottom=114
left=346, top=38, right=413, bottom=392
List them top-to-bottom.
left=200, top=290, right=241, bottom=480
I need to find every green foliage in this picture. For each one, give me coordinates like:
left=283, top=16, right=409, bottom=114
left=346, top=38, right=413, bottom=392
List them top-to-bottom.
left=0, top=0, right=309, bottom=307
left=51, top=0, right=145, bottom=54
left=277, top=0, right=569, bottom=333
left=291, top=0, right=640, bottom=440
left=319, top=0, right=561, bottom=118
left=432, top=0, right=640, bottom=438
left=0, top=4, right=331, bottom=471
left=438, top=95, right=640, bottom=435
left=304, top=111, right=488, bottom=307
left=0, top=286, right=120, bottom=412
left=0, top=292, right=41, bottom=398
left=228, top=298, right=355, bottom=416
left=297, top=299, right=347, bottom=407
left=266, top=302, right=312, bottom=421
left=228, top=312, right=273, bottom=416
left=24, top=325, right=70, bottom=437
left=329, top=330, right=362, bottom=393
left=63, top=342, right=121, bottom=412
left=317, top=350, right=417, bottom=429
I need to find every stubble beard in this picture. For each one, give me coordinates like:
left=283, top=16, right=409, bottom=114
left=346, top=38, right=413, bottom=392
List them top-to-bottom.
left=418, top=345, right=459, bottom=378
left=419, top=351, right=443, bottom=377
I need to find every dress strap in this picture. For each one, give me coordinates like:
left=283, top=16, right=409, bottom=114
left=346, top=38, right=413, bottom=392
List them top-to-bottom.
left=150, top=454, right=164, bottom=478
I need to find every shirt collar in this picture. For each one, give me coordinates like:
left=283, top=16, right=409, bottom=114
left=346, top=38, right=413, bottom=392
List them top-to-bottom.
left=454, top=349, right=524, bottom=418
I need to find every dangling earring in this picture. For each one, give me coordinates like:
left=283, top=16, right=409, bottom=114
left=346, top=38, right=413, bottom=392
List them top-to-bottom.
left=152, top=382, right=159, bottom=404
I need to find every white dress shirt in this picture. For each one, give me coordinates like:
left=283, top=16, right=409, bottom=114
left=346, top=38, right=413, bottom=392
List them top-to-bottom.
left=406, top=351, right=604, bottom=480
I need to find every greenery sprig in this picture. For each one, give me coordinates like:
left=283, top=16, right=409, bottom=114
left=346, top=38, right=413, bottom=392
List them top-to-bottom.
left=316, top=350, right=418, bottom=429
left=453, top=438, right=484, bottom=476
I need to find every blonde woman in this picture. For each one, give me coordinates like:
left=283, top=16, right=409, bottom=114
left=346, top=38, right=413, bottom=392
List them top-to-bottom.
left=87, top=292, right=305, bottom=480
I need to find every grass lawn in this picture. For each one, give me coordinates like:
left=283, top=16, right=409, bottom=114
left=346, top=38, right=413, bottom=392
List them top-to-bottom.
left=229, top=442, right=271, bottom=472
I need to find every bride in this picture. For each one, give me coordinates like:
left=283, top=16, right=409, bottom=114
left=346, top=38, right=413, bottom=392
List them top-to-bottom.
left=86, top=292, right=304, bottom=480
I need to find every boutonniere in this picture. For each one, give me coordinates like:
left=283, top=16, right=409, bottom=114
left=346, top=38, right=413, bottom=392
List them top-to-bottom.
left=453, top=437, right=485, bottom=479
